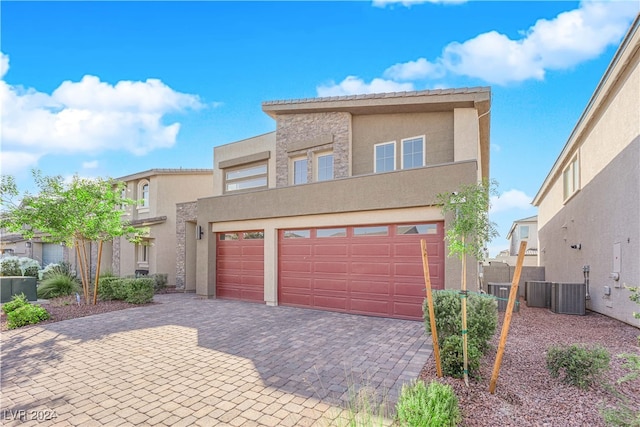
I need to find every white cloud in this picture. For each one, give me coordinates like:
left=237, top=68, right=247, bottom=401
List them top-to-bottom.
left=372, top=0, right=467, bottom=8
left=374, top=1, right=638, bottom=85
left=0, top=53, right=207, bottom=169
left=383, top=58, right=445, bottom=80
left=317, top=76, right=414, bottom=97
left=491, top=144, right=502, bottom=152
left=0, top=151, right=42, bottom=175
left=82, top=160, right=99, bottom=169
left=490, top=189, right=533, bottom=214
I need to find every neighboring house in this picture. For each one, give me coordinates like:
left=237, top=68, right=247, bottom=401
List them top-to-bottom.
left=532, top=16, right=639, bottom=326
left=187, top=87, right=491, bottom=320
left=111, top=169, right=213, bottom=287
left=497, top=215, right=538, bottom=267
left=0, top=232, right=69, bottom=266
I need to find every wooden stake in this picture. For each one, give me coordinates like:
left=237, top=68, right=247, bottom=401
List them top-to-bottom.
left=461, top=238, right=469, bottom=387
left=92, top=240, right=103, bottom=305
left=421, top=240, right=442, bottom=377
left=489, top=240, right=528, bottom=394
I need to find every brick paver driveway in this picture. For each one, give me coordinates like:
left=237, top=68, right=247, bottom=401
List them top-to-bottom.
left=1, top=294, right=432, bottom=426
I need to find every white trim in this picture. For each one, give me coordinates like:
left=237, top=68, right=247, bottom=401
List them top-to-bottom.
left=400, top=135, right=425, bottom=169
left=374, top=141, right=396, bottom=173
left=562, top=153, right=580, bottom=203
left=290, top=155, right=308, bottom=185
left=137, top=179, right=150, bottom=209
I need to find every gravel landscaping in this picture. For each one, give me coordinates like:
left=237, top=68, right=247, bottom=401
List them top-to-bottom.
left=420, top=300, right=640, bottom=426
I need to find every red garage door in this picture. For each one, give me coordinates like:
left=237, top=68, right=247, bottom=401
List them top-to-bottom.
left=278, top=223, right=444, bottom=320
left=216, top=231, right=264, bottom=303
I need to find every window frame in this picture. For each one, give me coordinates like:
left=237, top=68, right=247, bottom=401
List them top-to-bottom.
left=401, top=135, right=425, bottom=170
left=374, top=141, right=396, bottom=173
left=315, top=151, right=334, bottom=182
left=562, top=154, right=580, bottom=202
left=291, top=156, right=308, bottom=185
left=224, top=161, right=268, bottom=193
left=137, top=180, right=150, bottom=211
left=519, top=225, right=530, bottom=240
left=136, top=240, right=150, bottom=268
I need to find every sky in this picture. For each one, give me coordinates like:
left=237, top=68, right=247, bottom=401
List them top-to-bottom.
left=1, top=0, right=638, bottom=256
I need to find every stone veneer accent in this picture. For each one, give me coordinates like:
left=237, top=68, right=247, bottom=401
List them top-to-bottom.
left=275, top=112, right=351, bottom=187
left=176, top=201, right=198, bottom=290
left=112, top=238, right=120, bottom=276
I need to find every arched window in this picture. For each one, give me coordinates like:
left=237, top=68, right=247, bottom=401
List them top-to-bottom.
left=138, top=180, right=150, bottom=208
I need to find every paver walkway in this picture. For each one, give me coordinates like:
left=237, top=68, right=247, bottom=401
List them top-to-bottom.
left=1, top=294, right=432, bottom=426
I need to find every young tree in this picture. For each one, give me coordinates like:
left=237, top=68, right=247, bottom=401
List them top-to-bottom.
left=0, top=171, right=147, bottom=304
left=437, top=179, right=499, bottom=386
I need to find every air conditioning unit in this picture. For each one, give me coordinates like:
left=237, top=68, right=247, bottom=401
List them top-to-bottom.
left=525, top=281, right=552, bottom=308
left=488, top=282, right=519, bottom=312
left=551, top=282, right=586, bottom=315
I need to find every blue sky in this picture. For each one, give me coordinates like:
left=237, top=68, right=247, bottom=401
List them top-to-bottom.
left=1, top=1, right=638, bottom=255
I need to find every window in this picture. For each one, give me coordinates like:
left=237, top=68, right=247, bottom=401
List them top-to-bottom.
left=401, top=136, right=425, bottom=169
left=374, top=142, right=395, bottom=173
left=316, top=153, right=334, bottom=181
left=563, top=155, right=580, bottom=201
left=292, top=157, right=308, bottom=185
left=225, top=163, right=267, bottom=192
left=138, top=180, right=150, bottom=209
left=119, top=186, right=128, bottom=210
left=397, top=224, right=438, bottom=235
left=520, top=225, right=530, bottom=240
left=354, top=226, right=388, bottom=236
left=317, top=228, right=346, bottom=238
left=284, top=230, right=311, bottom=239
left=243, top=231, right=264, bottom=240
left=219, top=233, right=239, bottom=241
left=137, top=240, right=150, bottom=266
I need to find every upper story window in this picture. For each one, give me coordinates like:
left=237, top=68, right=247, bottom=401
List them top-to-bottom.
left=402, top=136, right=425, bottom=169
left=374, top=142, right=396, bottom=173
left=316, top=152, right=334, bottom=182
left=563, top=155, right=579, bottom=201
left=292, top=157, right=308, bottom=185
left=225, top=162, right=268, bottom=192
left=138, top=180, right=150, bottom=210
left=519, top=225, right=529, bottom=240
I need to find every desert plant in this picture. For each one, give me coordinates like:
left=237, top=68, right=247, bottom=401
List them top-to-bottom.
left=0, top=256, right=21, bottom=276
left=37, top=272, right=80, bottom=299
left=151, top=273, right=168, bottom=293
left=99, top=276, right=127, bottom=301
left=123, top=278, right=155, bottom=304
left=423, top=290, right=498, bottom=358
left=2, top=293, right=29, bottom=314
left=6, top=303, right=50, bottom=329
left=440, top=335, right=482, bottom=379
left=546, top=344, right=610, bottom=389
left=396, top=380, right=460, bottom=427
left=333, top=384, right=390, bottom=427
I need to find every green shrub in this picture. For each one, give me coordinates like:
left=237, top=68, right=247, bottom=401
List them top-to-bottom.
left=0, top=257, right=21, bottom=276
left=40, top=262, right=74, bottom=281
left=23, top=266, right=40, bottom=278
left=37, top=272, right=80, bottom=299
left=151, top=273, right=168, bottom=293
left=99, top=276, right=127, bottom=301
left=123, top=278, right=155, bottom=304
left=423, top=290, right=498, bottom=377
left=2, top=293, right=29, bottom=314
left=6, top=303, right=50, bottom=329
left=440, top=335, right=482, bottom=379
left=546, top=344, right=610, bottom=389
left=396, top=380, right=460, bottom=427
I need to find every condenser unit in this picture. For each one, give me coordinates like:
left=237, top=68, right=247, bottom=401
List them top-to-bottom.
left=525, top=281, right=552, bottom=308
left=488, top=282, right=519, bottom=312
left=551, top=282, right=586, bottom=315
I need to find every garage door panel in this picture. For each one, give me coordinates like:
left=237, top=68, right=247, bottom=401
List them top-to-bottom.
left=279, top=222, right=444, bottom=320
left=351, top=243, right=391, bottom=257
left=314, top=244, right=348, bottom=256
left=218, top=246, right=243, bottom=256
left=242, top=246, right=264, bottom=256
left=241, top=260, right=264, bottom=271
left=314, top=262, right=348, bottom=274
left=351, top=262, right=390, bottom=276
left=314, top=278, right=348, bottom=292
left=350, top=280, right=390, bottom=295
left=313, top=295, right=347, bottom=310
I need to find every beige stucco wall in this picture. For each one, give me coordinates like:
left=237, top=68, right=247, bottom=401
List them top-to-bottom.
left=536, top=22, right=639, bottom=326
left=352, top=111, right=454, bottom=175
left=212, top=132, right=277, bottom=196
left=116, top=171, right=213, bottom=286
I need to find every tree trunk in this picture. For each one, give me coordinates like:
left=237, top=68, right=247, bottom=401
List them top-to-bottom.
left=92, top=240, right=103, bottom=305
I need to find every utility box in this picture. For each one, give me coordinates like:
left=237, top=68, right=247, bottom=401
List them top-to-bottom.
left=0, top=276, right=38, bottom=303
left=525, top=281, right=552, bottom=308
left=488, top=282, right=519, bottom=312
left=551, top=282, right=586, bottom=315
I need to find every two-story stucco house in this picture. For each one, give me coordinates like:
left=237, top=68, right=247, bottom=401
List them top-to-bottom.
left=533, top=16, right=639, bottom=326
left=185, top=87, right=491, bottom=320
left=111, top=169, right=213, bottom=287
left=503, top=215, right=538, bottom=267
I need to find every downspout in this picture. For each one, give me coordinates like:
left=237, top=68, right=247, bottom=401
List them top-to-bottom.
left=583, top=265, right=590, bottom=300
